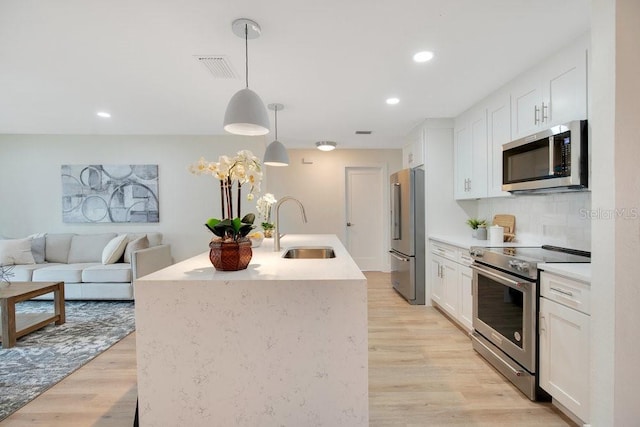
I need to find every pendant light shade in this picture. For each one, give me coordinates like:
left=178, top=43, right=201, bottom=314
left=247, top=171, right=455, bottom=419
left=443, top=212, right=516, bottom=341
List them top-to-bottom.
left=223, top=18, right=270, bottom=136
left=224, top=88, right=270, bottom=136
left=264, top=103, right=290, bottom=166
left=264, top=140, right=289, bottom=166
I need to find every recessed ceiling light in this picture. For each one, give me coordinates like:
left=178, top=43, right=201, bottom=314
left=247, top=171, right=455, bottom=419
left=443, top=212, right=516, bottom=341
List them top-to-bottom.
left=413, top=51, right=434, bottom=63
left=386, top=98, right=400, bottom=105
left=96, top=111, right=111, bottom=118
left=316, top=141, right=337, bottom=151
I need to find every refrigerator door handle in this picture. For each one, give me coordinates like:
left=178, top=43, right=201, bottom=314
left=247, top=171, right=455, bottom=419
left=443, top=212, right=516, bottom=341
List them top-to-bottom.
left=391, top=183, right=401, bottom=240
left=389, top=251, right=410, bottom=262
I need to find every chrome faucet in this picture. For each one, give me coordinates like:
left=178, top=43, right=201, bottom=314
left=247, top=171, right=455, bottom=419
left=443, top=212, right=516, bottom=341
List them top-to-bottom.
left=273, top=196, right=308, bottom=251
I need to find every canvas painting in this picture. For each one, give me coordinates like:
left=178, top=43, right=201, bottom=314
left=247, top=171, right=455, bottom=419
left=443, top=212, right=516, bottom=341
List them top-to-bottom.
left=61, top=164, right=159, bottom=223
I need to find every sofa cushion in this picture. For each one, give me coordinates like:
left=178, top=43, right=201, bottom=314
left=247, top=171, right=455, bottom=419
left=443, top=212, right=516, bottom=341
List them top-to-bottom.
left=127, top=232, right=162, bottom=247
left=29, top=233, right=47, bottom=263
left=67, top=233, right=117, bottom=263
left=45, top=234, right=75, bottom=263
left=102, top=234, right=129, bottom=264
left=124, top=235, right=149, bottom=263
left=0, top=238, right=36, bottom=266
left=32, top=262, right=100, bottom=283
left=11, top=263, right=63, bottom=281
left=82, top=263, right=132, bottom=283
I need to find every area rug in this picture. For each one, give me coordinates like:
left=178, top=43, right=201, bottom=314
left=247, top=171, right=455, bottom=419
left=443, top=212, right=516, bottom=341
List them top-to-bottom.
left=0, top=300, right=135, bottom=421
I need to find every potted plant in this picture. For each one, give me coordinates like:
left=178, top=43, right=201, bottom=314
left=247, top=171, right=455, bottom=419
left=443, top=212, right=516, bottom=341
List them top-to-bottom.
left=189, top=150, right=262, bottom=271
left=256, top=193, right=277, bottom=238
left=466, top=218, right=487, bottom=239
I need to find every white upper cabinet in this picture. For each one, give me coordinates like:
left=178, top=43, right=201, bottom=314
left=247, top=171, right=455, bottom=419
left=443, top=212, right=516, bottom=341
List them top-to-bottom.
left=454, top=34, right=588, bottom=200
left=511, top=36, right=588, bottom=140
left=486, top=91, right=512, bottom=198
left=454, top=106, right=487, bottom=200
left=454, top=113, right=472, bottom=199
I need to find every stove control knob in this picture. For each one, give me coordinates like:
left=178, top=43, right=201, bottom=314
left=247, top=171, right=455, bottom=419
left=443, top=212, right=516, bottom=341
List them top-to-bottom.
left=470, top=248, right=483, bottom=257
left=509, top=259, right=530, bottom=272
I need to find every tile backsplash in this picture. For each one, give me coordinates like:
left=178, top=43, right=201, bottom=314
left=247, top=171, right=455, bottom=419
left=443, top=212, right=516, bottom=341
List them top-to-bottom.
left=477, top=191, right=591, bottom=251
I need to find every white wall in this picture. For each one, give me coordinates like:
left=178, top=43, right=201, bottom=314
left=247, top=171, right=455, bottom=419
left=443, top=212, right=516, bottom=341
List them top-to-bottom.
left=590, top=0, right=640, bottom=424
left=0, top=134, right=265, bottom=262
left=265, top=148, right=403, bottom=271
left=476, top=192, right=591, bottom=250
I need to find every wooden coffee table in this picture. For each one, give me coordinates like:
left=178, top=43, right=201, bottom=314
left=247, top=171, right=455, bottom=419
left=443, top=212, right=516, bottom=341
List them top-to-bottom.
left=0, top=281, right=65, bottom=349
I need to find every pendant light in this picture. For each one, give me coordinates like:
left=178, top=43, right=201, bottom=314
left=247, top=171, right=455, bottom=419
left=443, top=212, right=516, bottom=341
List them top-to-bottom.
left=223, top=18, right=270, bottom=136
left=263, top=103, right=290, bottom=166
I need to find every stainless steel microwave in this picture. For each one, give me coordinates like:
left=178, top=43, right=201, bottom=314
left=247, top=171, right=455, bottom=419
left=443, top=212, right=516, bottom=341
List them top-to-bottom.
left=502, top=120, right=588, bottom=193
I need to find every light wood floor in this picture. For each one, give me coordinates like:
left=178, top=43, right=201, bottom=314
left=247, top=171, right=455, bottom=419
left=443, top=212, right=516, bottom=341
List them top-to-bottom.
left=2, top=272, right=575, bottom=426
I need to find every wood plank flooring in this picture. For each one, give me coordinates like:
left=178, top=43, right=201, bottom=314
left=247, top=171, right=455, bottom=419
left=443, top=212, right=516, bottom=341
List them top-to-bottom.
left=2, top=272, right=575, bottom=426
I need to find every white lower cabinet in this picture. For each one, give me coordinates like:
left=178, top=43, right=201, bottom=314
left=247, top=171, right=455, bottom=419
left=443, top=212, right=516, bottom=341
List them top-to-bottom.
left=429, top=240, right=473, bottom=332
left=539, top=271, right=590, bottom=424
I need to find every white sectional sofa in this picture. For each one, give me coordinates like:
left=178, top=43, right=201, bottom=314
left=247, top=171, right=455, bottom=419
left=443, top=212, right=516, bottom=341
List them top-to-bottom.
left=1, top=232, right=172, bottom=300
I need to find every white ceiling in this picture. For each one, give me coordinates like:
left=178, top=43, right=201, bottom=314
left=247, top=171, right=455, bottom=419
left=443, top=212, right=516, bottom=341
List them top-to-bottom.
left=0, top=0, right=590, bottom=149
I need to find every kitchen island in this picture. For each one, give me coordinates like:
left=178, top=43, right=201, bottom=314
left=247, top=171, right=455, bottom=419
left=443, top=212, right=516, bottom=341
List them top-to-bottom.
left=134, top=234, right=368, bottom=426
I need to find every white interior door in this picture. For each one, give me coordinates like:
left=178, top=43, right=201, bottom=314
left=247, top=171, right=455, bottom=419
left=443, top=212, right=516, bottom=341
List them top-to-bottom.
left=345, top=167, right=384, bottom=271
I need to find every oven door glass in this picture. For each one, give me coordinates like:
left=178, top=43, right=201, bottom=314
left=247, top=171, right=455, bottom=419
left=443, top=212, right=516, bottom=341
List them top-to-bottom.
left=472, top=264, right=535, bottom=372
left=476, top=273, right=524, bottom=348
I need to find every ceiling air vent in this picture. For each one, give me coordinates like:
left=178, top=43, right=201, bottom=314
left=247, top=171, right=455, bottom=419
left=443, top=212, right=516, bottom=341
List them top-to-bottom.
left=195, top=55, right=238, bottom=79
left=355, top=130, right=372, bottom=135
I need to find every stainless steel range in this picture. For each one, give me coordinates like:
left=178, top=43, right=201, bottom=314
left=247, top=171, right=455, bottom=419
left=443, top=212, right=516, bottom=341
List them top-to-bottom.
left=469, top=245, right=590, bottom=400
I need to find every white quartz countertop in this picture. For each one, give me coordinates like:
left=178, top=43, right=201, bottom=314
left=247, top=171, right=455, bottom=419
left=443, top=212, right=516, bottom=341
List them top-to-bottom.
left=138, top=234, right=365, bottom=282
left=429, top=234, right=540, bottom=250
left=538, top=263, right=591, bottom=283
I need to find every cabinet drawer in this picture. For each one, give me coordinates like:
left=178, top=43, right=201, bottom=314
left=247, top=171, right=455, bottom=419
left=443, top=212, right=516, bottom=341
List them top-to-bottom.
left=430, top=242, right=458, bottom=262
left=459, top=250, right=473, bottom=266
left=540, top=272, right=590, bottom=315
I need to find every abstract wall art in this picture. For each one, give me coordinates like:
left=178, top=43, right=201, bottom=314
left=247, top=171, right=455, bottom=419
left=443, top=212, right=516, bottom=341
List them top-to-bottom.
left=61, top=164, right=159, bottom=223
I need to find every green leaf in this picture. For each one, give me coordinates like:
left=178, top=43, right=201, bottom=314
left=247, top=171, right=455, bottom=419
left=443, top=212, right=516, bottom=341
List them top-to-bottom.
left=241, top=213, right=255, bottom=225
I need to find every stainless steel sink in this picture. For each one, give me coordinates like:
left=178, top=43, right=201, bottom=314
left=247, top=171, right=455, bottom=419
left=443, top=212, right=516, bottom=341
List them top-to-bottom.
left=282, top=246, right=336, bottom=259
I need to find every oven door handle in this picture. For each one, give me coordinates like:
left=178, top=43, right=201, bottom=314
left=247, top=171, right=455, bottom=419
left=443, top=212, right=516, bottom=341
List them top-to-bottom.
left=471, top=264, right=533, bottom=288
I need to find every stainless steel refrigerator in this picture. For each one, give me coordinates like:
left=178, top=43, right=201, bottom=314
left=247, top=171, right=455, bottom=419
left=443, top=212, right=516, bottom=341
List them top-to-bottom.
left=389, top=168, right=425, bottom=305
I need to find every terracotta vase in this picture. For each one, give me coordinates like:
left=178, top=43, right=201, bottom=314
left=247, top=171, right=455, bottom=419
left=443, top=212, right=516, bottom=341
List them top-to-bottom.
left=208, top=238, right=253, bottom=271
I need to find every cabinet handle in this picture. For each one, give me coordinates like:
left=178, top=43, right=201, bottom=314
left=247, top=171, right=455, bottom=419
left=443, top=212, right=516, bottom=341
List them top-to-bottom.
left=541, top=102, right=549, bottom=123
left=534, top=105, right=540, bottom=125
left=467, top=179, right=471, bottom=192
left=550, top=286, right=574, bottom=297
left=539, top=313, right=546, bottom=333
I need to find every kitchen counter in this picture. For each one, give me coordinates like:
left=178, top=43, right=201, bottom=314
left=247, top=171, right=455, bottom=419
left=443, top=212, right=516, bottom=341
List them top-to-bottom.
left=134, top=234, right=368, bottom=426
left=429, top=234, right=540, bottom=250
left=538, top=262, right=591, bottom=283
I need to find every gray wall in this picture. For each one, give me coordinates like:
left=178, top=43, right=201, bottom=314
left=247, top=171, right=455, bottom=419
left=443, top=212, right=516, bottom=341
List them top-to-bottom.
left=0, top=134, right=265, bottom=261
left=0, top=136, right=403, bottom=266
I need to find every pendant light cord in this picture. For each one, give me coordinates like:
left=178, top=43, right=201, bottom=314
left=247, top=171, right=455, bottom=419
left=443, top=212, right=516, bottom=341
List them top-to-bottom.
left=245, top=24, right=249, bottom=88
left=274, top=106, right=278, bottom=140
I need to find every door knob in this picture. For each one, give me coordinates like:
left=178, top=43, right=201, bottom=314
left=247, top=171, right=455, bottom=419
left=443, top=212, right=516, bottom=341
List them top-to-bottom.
left=347, top=222, right=353, bottom=226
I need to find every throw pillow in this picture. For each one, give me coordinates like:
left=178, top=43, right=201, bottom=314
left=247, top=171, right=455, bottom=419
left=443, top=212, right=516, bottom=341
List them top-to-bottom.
left=29, top=233, right=46, bottom=264
left=102, top=234, right=129, bottom=265
left=124, top=235, right=149, bottom=263
left=0, top=238, right=36, bottom=266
